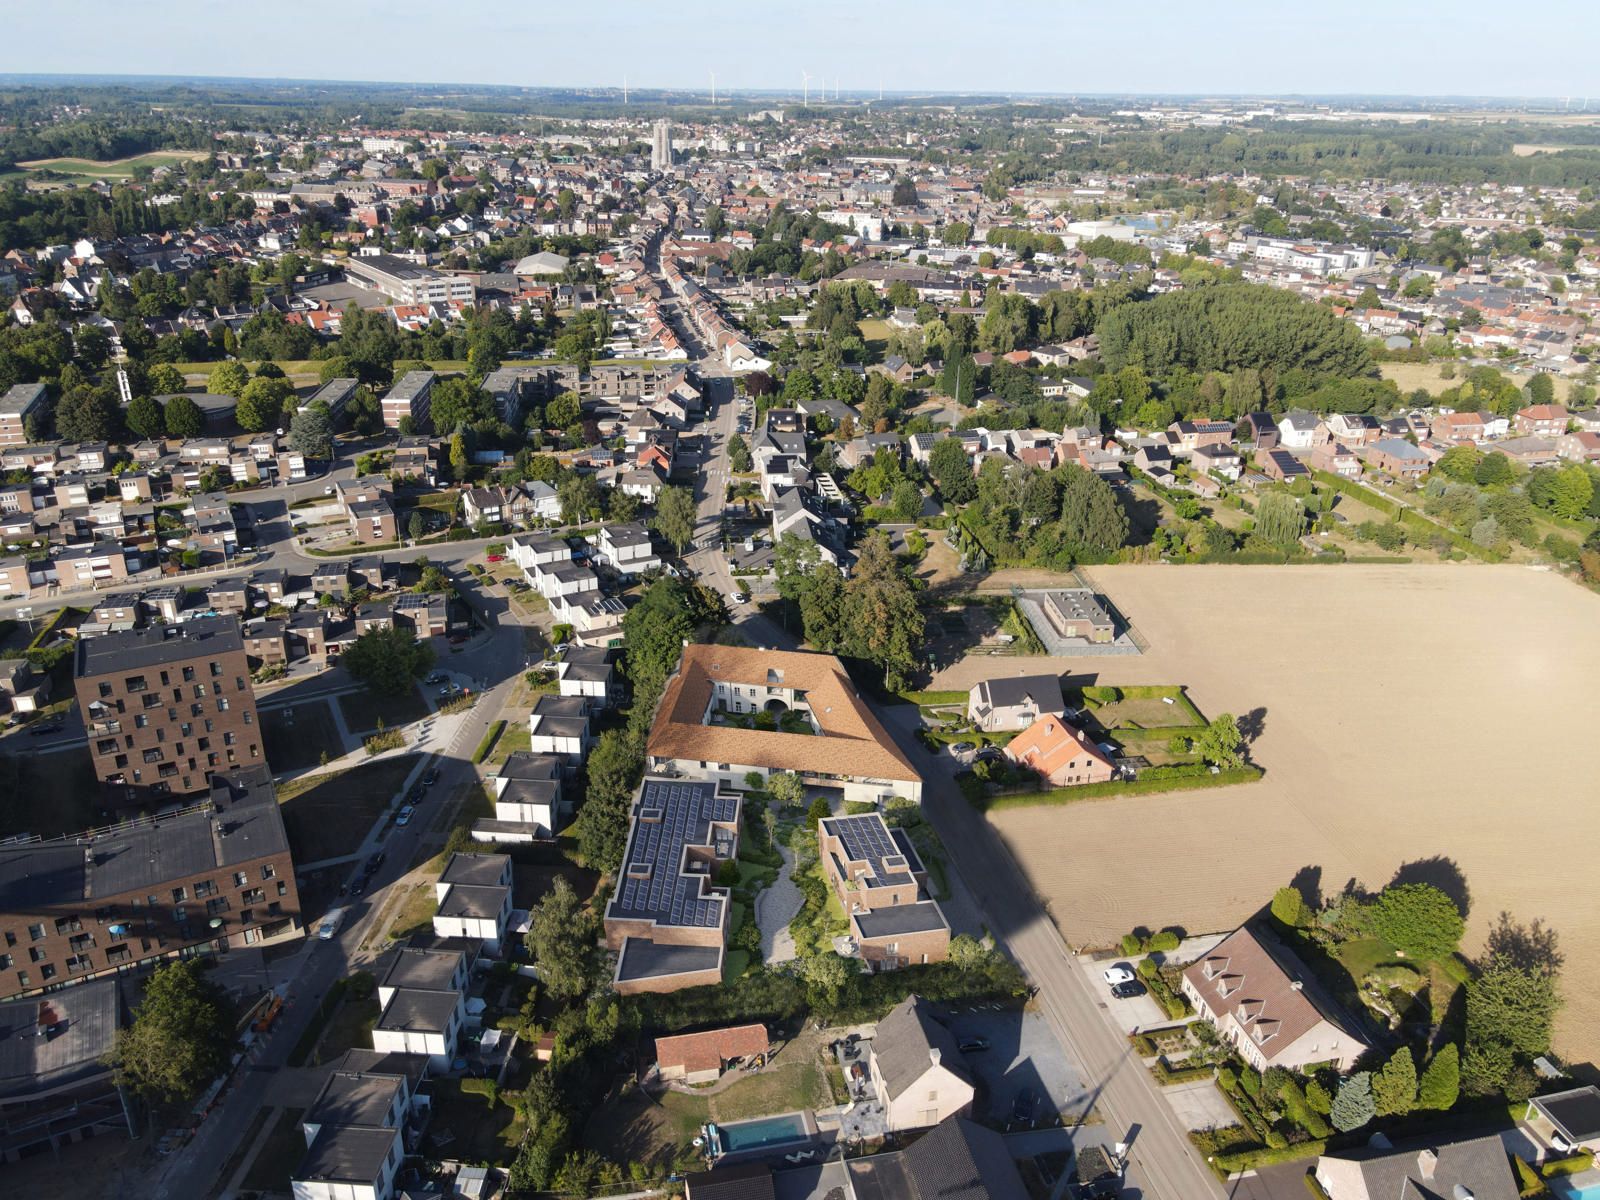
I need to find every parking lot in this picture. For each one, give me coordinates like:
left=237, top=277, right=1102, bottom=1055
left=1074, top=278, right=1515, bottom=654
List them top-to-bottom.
left=927, top=1003, right=1092, bottom=1127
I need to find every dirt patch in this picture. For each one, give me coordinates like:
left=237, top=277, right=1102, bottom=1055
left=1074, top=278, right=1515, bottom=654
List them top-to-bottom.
left=1380, top=361, right=1578, bottom=404
left=966, top=564, right=1600, bottom=1059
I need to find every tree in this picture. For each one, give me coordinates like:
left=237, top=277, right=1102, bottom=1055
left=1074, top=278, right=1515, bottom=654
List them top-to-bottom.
left=891, top=176, right=919, bottom=207
left=208, top=360, right=251, bottom=397
left=146, top=363, right=186, bottom=395
left=1524, top=373, right=1556, bottom=406
left=236, top=376, right=291, bottom=432
left=428, top=376, right=490, bottom=433
left=55, top=384, right=121, bottom=441
left=545, top=389, right=581, bottom=429
left=125, top=392, right=167, bottom=439
left=164, top=392, right=205, bottom=438
left=288, top=404, right=333, bottom=459
left=449, top=432, right=468, bottom=480
left=727, top=433, right=752, bottom=473
left=929, top=436, right=977, bottom=504
left=1474, top=453, right=1514, bottom=488
left=557, top=474, right=601, bottom=524
left=891, top=479, right=923, bottom=522
left=653, top=486, right=697, bottom=554
left=1254, top=492, right=1305, bottom=547
left=407, top=511, right=424, bottom=543
left=841, top=533, right=925, bottom=691
left=798, top=562, right=847, bottom=649
left=341, top=625, right=434, bottom=696
left=1192, top=714, right=1244, bottom=769
left=575, top=729, right=643, bottom=872
left=771, top=772, right=807, bottom=808
left=523, top=877, right=597, bottom=1001
left=1365, top=883, right=1465, bottom=962
left=1270, top=885, right=1308, bottom=929
left=947, top=934, right=993, bottom=972
left=795, top=952, right=852, bottom=1007
left=1467, top=952, right=1562, bottom=1060
left=108, top=959, right=233, bottom=1104
left=1417, top=1044, right=1460, bottom=1111
left=1372, top=1047, right=1418, bottom=1116
left=1330, top=1072, right=1376, bottom=1133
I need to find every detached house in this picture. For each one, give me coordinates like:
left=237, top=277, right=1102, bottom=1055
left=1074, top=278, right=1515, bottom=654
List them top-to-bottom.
left=1515, top=403, right=1569, bottom=437
left=966, top=673, right=1065, bottom=733
left=1004, top=713, right=1116, bottom=787
left=1181, top=925, right=1369, bottom=1072
left=867, top=995, right=976, bottom=1132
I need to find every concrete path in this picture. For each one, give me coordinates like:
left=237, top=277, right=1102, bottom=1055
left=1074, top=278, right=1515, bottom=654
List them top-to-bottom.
left=757, top=840, right=803, bottom=965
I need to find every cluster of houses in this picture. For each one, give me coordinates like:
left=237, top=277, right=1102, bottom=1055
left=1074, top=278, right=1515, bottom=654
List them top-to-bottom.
left=506, top=522, right=660, bottom=643
left=291, top=850, right=516, bottom=1200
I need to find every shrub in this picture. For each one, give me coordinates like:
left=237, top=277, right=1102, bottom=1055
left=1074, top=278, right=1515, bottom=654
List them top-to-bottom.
left=1082, top=685, right=1121, bottom=704
left=1147, top=930, right=1180, bottom=953
left=1120, top=932, right=1143, bottom=955
left=1136, top=957, right=1159, bottom=980
left=1213, top=1140, right=1326, bottom=1173
left=1541, top=1152, right=1595, bottom=1178
left=1514, top=1155, right=1549, bottom=1197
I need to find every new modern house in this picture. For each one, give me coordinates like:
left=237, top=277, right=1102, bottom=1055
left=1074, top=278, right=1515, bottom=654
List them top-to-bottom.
left=646, top=644, right=922, bottom=803
left=966, top=672, right=1066, bottom=732
left=604, top=777, right=741, bottom=994
left=818, top=814, right=949, bottom=970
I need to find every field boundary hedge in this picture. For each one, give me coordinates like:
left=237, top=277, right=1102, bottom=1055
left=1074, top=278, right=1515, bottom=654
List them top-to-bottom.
left=1313, top=470, right=1501, bottom=562
left=981, top=765, right=1264, bottom=811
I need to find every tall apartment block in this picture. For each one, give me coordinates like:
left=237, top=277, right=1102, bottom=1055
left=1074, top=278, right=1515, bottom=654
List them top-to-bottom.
left=75, top=616, right=262, bottom=804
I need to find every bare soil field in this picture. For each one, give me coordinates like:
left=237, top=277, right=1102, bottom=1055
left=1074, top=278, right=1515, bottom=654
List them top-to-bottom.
left=961, top=564, right=1600, bottom=1059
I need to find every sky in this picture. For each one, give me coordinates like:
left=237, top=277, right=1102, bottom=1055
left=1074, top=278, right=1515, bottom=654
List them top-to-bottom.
left=4, top=0, right=1600, bottom=100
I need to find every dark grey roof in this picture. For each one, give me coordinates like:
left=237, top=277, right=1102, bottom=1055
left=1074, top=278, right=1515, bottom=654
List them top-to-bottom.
left=75, top=614, right=243, bottom=677
left=973, top=672, right=1064, bottom=713
left=531, top=694, right=589, bottom=720
left=0, top=765, right=285, bottom=906
left=608, top=779, right=737, bottom=930
left=821, top=815, right=914, bottom=888
left=439, top=852, right=509, bottom=889
left=437, top=884, right=508, bottom=921
left=855, top=902, right=947, bottom=939
left=615, top=939, right=722, bottom=983
left=378, top=947, right=463, bottom=994
left=0, top=977, right=119, bottom=1101
left=375, top=988, right=459, bottom=1034
left=871, top=995, right=969, bottom=1101
left=332, top=1048, right=430, bottom=1090
left=306, top=1070, right=405, bottom=1129
left=1535, top=1086, right=1600, bottom=1140
left=900, top=1117, right=1026, bottom=1200
left=294, top=1123, right=401, bottom=1185
left=1322, top=1133, right=1518, bottom=1200
left=682, top=1161, right=777, bottom=1200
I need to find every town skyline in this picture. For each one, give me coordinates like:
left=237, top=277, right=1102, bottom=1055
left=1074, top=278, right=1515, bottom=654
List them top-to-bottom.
left=5, top=0, right=1600, bottom=99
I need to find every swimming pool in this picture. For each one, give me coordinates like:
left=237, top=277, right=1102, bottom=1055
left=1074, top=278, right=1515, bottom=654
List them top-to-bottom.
left=713, top=1111, right=812, bottom=1154
left=1549, top=1182, right=1600, bottom=1200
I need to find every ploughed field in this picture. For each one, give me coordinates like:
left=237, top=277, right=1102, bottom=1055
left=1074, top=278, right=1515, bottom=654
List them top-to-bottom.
left=962, top=564, right=1600, bottom=1058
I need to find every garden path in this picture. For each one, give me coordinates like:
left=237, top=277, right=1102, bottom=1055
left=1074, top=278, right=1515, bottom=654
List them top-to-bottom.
left=757, top=839, right=802, bottom=964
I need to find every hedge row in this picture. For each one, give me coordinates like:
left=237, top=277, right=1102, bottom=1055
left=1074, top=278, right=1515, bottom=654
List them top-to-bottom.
left=1312, top=470, right=1501, bottom=562
left=896, top=689, right=969, bottom=705
left=472, top=720, right=506, bottom=764
left=981, top=765, right=1264, bottom=811
left=1151, top=1057, right=1215, bottom=1086
left=1213, top=1138, right=1327, bottom=1175
left=1543, top=1151, right=1596, bottom=1178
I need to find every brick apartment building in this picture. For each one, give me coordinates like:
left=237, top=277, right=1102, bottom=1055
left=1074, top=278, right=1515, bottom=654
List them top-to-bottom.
left=381, top=370, right=435, bottom=430
left=75, top=616, right=262, bottom=805
left=0, top=764, right=301, bottom=1001
left=818, top=814, right=949, bottom=970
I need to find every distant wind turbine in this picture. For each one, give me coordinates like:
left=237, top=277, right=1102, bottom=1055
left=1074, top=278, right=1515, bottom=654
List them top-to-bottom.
left=710, top=70, right=717, bottom=106
left=802, top=70, right=811, bottom=107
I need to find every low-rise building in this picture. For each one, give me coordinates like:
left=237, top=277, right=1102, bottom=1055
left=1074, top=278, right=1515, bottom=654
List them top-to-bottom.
left=381, top=371, right=434, bottom=431
left=1365, top=438, right=1431, bottom=479
left=1036, top=588, right=1114, bottom=643
left=966, top=672, right=1065, bottom=733
left=1003, top=713, right=1116, bottom=787
left=474, top=752, right=565, bottom=842
left=604, top=777, right=739, bottom=994
left=819, top=814, right=949, bottom=970
left=431, top=852, right=512, bottom=951
left=1181, top=924, right=1369, bottom=1072
left=868, top=995, right=976, bottom=1132
left=654, top=1024, right=770, bottom=1084
left=1313, top=1135, right=1517, bottom=1200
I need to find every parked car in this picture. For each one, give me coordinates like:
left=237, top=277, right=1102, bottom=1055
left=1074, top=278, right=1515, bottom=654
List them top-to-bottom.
left=486, top=553, right=504, bottom=563
left=425, top=673, right=445, bottom=684
left=29, top=723, right=62, bottom=737
left=949, top=741, right=977, bottom=757
left=422, top=768, right=439, bottom=788
left=396, top=805, right=415, bottom=827
left=1102, top=964, right=1137, bottom=986
left=1110, top=980, right=1146, bottom=1000
left=958, top=1037, right=991, bottom=1053
left=1012, top=1088, right=1037, bottom=1125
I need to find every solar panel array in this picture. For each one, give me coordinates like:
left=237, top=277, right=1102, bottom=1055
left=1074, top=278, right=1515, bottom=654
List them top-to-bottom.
left=613, top=780, right=739, bottom=929
left=828, top=815, right=908, bottom=887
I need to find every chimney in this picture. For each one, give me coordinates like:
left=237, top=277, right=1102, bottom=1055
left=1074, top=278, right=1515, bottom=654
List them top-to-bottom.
left=1290, top=980, right=1304, bottom=991
left=929, top=1047, right=941, bottom=1067
left=1417, top=1149, right=1438, bottom=1180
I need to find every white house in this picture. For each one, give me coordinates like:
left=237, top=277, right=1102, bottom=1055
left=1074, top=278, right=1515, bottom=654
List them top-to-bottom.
left=1277, top=411, right=1322, bottom=450
left=523, top=481, right=562, bottom=523
left=591, top=522, right=661, bottom=575
left=508, top=532, right=570, bottom=575
left=555, top=644, right=618, bottom=704
left=527, top=694, right=592, bottom=763
left=475, top=752, right=566, bottom=841
left=431, top=852, right=514, bottom=950
left=369, top=988, right=465, bottom=1070
left=868, top=995, right=977, bottom=1132
left=292, top=1124, right=404, bottom=1200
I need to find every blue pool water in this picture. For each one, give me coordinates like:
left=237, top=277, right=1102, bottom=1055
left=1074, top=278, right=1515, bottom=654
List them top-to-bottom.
left=716, top=1112, right=809, bottom=1153
left=1550, top=1182, right=1600, bottom=1200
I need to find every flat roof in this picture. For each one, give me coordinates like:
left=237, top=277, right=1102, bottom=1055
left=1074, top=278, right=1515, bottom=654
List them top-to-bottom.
left=0, top=383, right=48, bottom=418
left=75, top=614, right=243, bottom=677
left=608, top=778, right=737, bottom=931
left=821, top=814, right=915, bottom=888
left=439, top=853, right=509, bottom=888
left=437, top=884, right=508, bottom=921
left=855, top=901, right=948, bottom=939
left=615, top=939, right=723, bottom=983
left=378, top=947, right=463, bottom=994
left=0, top=977, right=119, bottom=1102
left=375, top=988, right=459, bottom=1034
left=306, top=1070, right=405, bottom=1129
left=1536, top=1086, right=1600, bottom=1140
left=294, top=1123, right=400, bottom=1185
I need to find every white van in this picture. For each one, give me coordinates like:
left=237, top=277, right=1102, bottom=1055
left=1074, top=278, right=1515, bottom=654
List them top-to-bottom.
left=317, top=907, right=347, bottom=940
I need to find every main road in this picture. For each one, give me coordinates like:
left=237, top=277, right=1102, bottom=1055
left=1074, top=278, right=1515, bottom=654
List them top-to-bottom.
left=891, top=708, right=1223, bottom=1199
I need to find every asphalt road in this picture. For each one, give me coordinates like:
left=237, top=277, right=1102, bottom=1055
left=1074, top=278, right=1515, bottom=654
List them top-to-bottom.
left=142, top=579, right=528, bottom=1200
left=892, top=707, right=1224, bottom=1200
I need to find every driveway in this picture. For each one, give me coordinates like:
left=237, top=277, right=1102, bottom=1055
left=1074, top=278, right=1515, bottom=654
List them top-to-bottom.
left=928, top=1004, right=1092, bottom=1127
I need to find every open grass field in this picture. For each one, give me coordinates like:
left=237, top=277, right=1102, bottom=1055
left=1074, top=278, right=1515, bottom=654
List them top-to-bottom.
left=5, top=150, right=209, bottom=179
left=1380, top=360, right=1579, bottom=403
left=951, top=564, right=1600, bottom=1059
left=337, top=685, right=430, bottom=734
left=259, top=696, right=347, bottom=772
left=0, top=748, right=103, bottom=839
left=279, top=753, right=419, bottom=862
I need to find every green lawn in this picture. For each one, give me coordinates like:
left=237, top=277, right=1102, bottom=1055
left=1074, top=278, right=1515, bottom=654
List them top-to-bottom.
left=10, top=150, right=208, bottom=179
left=337, top=686, right=430, bottom=734
left=260, top=698, right=348, bottom=773
left=487, top=721, right=532, bottom=767
left=0, top=749, right=104, bottom=840
left=278, top=753, right=419, bottom=862
left=388, top=882, right=439, bottom=942
left=312, top=993, right=381, bottom=1065
left=425, top=1078, right=526, bottom=1164
left=240, top=1107, right=306, bottom=1193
